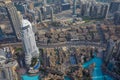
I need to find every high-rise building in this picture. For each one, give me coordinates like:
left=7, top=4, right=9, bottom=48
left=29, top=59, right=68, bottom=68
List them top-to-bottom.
left=4, top=0, right=22, bottom=40
left=42, top=0, right=47, bottom=6
left=73, top=0, right=76, bottom=15
left=80, top=0, right=96, bottom=17
left=96, top=0, right=112, bottom=3
left=80, top=1, right=109, bottom=19
left=109, top=1, right=120, bottom=13
left=14, top=2, right=27, bottom=14
left=28, top=2, right=34, bottom=10
left=61, top=3, right=70, bottom=11
left=81, top=3, right=89, bottom=16
left=89, top=3, right=109, bottom=18
left=101, top=3, right=109, bottom=19
left=23, top=4, right=28, bottom=14
left=41, top=5, right=54, bottom=20
left=50, top=7, right=54, bottom=22
left=38, top=10, right=42, bottom=23
left=114, top=11, right=120, bottom=25
left=21, top=19, right=39, bottom=66
left=0, top=27, right=4, bottom=40
left=104, top=39, right=115, bottom=63
left=104, top=40, right=120, bottom=79
left=116, top=41, right=120, bottom=57
left=0, top=49, right=18, bottom=80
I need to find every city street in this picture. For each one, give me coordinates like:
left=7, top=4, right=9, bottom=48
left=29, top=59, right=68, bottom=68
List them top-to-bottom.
left=0, top=40, right=106, bottom=49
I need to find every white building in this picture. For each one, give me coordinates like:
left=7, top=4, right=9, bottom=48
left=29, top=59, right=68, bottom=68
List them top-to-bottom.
left=21, top=19, right=39, bottom=65
left=0, top=49, right=6, bottom=65
left=0, top=49, right=18, bottom=80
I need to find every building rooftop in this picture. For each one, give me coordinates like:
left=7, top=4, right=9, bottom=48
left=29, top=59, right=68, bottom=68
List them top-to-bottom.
left=22, top=19, right=32, bottom=28
left=0, top=49, right=6, bottom=64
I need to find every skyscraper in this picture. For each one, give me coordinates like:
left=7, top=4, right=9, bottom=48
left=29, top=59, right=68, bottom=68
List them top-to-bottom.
left=4, top=0, right=22, bottom=40
left=43, top=0, right=47, bottom=6
left=73, top=0, right=76, bottom=15
left=80, top=1, right=109, bottom=19
left=109, top=1, right=120, bottom=13
left=28, top=2, right=34, bottom=10
left=50, top=7, right=54, bottom=22
left=38, top=10, right=42, bottom=23
left=114, top=11, right=120, bottom=25
left=21, top=19, right=39, bottom=66
left=0, top=27, right=4, bottom=40
left=105, top=39, right=115, bottom=63
left=116, top=41, right=120, bottom=57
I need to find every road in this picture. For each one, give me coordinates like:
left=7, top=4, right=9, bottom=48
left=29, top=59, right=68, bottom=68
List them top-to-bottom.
left=0, top=41, right=106, bottom=48
left=38, top=41, right=106, bottom=48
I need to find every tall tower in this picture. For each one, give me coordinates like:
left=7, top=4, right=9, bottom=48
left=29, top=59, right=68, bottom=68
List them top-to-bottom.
left=4, top=0, right=21, bottom=40
left=43, top=0, right=47, bottom=6
left=73, top=0, right=77, bottom=15
left=28, top=2, right=34, bottom=10
left=23, top=4, right=28, bottom=14
left=50, top=7, right=54, bottom=22
left=38, top=10, right=42, bottom=23
left=21, top=19, right=39, bottom=66
left=0, top=27, right=4, bottom=40
left=105, top=39, right=115, bottom=63
left=116, top=41, right=120, bottom=57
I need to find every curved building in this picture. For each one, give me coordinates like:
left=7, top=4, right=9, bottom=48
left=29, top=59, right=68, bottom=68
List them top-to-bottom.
left=21, top=19, right=39, bottom=66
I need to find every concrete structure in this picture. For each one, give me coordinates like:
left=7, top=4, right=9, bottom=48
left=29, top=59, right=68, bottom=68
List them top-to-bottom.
left=4, top=0, right=22, bottom=40
left=43, top=0, right=47, bottom=6
left=73, top=0, right=76, bottom=15
left=96, top=0, right=112, bottom=3
left=80, top=1, right=109, bottom=19
left=109, top=1, right=120, bottom=13
left=14, top=2, right=27, bottom=14
left=28, top=2, right=34, bottom=10
left=61, top=3, right=70, bottom=11
left=81, top=3, right=90, bottom=16
left=89, top=3, right=109, bottom=18
left=23, top=4, right=28, bottom=14
left=41, top=5, right=53, bottom=20
left=50, top=7, right=54, bottom=22
left=38, top=10, right=42, bottom=23
left=114, top=11, right=120, bottom=25
left=21, top=19, right=39, bottom=66
left=0, top=27, right=4, bottom=40
left=104, top=39, right=115, bottom=63
left=104, top=40, right=120, bottom=79
left=116, top=41, right=120, bottom=57
left=0, top=48, right=18, bottom=80
left=0, top=49, right=6, bottom=65
left=2, top=60, right=18, bottom=80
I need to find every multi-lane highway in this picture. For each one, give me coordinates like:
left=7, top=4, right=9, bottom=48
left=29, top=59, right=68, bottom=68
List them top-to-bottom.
left=0, top=41, right=106, bottom=48
left=38, top=41, right=106, bottom=48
